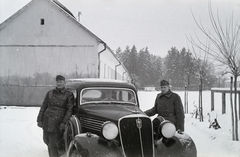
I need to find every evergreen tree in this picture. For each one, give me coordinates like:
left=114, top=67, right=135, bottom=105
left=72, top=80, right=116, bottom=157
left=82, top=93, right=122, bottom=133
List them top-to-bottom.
left=116, top=45, right=216, bottom=89
left=128, top=45, right=139, bottom=85
left=121, top=46, right=131, bottom=72
left=115, top=47, right=122, bottom=60
left=138, top=47, right=152, bottom=86
left=165, top=47, right=182, bottom=87
left=151, top=55, right=163, bottom=86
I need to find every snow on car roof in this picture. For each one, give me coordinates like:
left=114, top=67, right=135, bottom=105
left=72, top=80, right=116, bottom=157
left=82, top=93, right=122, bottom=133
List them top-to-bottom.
left=67, top=78, right=128, bottom=83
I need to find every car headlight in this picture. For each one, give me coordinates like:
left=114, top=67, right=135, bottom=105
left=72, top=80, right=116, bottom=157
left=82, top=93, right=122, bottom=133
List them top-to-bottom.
left=160, top=120, right=176, bottom=138
left=102, top=121, right=118, bottom=140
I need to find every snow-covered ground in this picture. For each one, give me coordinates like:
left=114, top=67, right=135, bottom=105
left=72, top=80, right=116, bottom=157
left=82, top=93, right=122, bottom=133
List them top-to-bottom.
left=0, top=90, right=239, bottom=157
left=139, top=91, right=240, bottom=157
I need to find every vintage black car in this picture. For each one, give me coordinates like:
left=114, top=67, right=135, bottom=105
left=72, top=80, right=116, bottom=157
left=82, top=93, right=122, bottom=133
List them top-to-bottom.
left=63, top=78, right=197, bottom=157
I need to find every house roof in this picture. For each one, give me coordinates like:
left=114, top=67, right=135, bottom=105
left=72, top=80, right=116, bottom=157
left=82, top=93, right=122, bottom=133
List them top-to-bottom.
left=0, top=0, right=103, bottom=43
left=52, top=0, right=75, bottom=18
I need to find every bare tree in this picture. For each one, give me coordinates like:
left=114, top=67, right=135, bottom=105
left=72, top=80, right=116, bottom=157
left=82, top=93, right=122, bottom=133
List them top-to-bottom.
left=188, top=2, right=240, bottom=141
left=188, top=45, right=211, bottom=122
left=230, top=77, right=235, bottom=140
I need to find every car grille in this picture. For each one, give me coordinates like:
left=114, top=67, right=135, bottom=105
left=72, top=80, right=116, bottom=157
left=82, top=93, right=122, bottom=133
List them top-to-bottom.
left=119, top=115, right=154, bottom=157
left=80, top=117, right=104, bottom=132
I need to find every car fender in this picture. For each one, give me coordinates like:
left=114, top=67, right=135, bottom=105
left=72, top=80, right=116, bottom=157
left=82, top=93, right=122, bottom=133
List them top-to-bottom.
left=154, top=132, right=197, bottom=157
left=66, top=133, right=123, bottom=157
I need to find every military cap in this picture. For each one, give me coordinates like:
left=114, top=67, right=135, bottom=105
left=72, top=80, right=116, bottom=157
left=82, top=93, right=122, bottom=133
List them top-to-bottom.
left=56, top=75, right=65, bottom=81
left=160, top=80, right=169, bottom=86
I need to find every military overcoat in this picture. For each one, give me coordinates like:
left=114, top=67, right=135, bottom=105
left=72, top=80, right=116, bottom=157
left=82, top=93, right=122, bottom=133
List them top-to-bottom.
left=37, top=88, right=74, bottom=132
left=145, top=90, right=185, bottom=131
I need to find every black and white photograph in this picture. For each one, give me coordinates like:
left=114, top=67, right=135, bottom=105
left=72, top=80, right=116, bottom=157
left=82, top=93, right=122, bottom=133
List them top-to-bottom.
left=0, top=0, right=240, bottom=157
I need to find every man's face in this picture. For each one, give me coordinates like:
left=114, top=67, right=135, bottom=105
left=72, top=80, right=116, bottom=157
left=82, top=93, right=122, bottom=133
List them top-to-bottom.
left=56, top=80, right=65, bottom=89
left=161, top=85, right=169, bottom=94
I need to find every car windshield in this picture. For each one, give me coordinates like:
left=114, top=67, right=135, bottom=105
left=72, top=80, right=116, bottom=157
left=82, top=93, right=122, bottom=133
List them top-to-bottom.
left=80, top=88, right=137, bottom=105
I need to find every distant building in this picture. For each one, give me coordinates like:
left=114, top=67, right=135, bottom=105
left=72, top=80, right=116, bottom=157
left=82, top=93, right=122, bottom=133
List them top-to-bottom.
left=0, top=0, right=130, bottom=105
left=144, top=87, right=156, bottom=91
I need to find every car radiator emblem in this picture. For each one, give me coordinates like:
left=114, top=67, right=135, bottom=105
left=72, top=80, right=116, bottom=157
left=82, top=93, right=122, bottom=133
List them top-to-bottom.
left=136, top=118, right=142, bottom=129
left=136, top=118, right=144, bottom=157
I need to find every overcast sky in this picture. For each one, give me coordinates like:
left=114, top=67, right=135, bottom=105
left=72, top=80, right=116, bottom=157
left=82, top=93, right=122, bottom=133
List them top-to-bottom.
left=1, top=0, right=240, bottom=57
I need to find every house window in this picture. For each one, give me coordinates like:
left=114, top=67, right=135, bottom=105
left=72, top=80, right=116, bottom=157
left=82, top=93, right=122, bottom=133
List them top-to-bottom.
left=40, top=19, right=44, bottom=25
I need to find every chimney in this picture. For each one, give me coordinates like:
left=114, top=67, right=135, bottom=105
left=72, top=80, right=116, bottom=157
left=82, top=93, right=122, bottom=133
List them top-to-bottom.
left=78, top=11, right=82, bottom=22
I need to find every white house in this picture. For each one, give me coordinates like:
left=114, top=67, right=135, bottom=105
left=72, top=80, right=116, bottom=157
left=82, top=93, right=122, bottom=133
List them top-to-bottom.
left=0, top=0, right=130, bottom=105
left=0, top=0, right=129, bottom=80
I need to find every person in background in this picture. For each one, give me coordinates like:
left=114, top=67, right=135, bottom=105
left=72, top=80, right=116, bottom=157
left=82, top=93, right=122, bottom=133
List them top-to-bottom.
left=37, top=75, right=74, bottom=157
left=145, top=79, right=185, bottom=132
left=102, top=89, right=115, bottom=101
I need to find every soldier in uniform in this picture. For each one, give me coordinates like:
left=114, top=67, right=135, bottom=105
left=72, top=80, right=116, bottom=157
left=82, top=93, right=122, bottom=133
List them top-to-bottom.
left=37, top=75, right=74, bottom=157
left=145, top=80, right=185, bottom=132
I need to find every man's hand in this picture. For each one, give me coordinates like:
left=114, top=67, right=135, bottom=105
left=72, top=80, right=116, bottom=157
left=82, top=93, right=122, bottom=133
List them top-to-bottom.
left=37, top=122, right=43, bottom=128
left=59, top=123, right=66, bottom=132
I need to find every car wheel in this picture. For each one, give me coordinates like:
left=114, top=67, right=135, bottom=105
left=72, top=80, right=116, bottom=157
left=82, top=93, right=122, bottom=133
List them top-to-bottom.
left=64, top=115, right=82, bottom=151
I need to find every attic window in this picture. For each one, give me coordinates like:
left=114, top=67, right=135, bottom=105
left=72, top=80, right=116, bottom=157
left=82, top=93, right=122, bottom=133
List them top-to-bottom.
left=40, top=19, right=44, bottom=25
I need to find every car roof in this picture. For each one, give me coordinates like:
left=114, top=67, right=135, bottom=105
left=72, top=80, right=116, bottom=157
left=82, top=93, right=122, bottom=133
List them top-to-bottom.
left=66, top=78, right=137, bottom=91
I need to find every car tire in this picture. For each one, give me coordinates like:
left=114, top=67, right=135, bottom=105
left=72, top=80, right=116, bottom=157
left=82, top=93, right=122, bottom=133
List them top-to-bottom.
left=64, top=115, right=82, bottom=151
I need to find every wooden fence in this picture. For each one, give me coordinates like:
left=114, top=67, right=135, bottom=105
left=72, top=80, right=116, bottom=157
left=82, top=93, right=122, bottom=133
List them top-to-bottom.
left=211, top=88, right=240, bottom=114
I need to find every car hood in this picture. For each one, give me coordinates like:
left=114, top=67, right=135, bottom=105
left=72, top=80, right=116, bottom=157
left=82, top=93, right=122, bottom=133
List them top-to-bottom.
left=80, top=104, right=145, bottom=121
